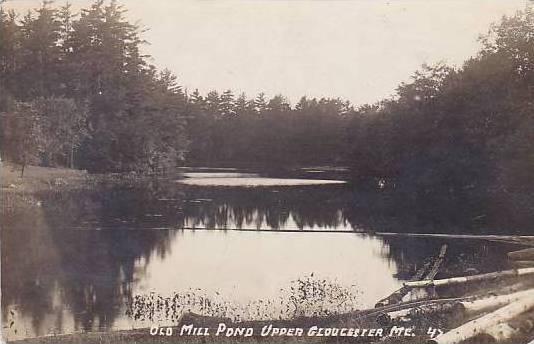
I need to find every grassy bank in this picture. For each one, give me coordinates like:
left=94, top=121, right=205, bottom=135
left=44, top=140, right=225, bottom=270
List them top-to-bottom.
left=0, top=163, right=165, bottom=197
left=1, top=163, right=88, bottom=193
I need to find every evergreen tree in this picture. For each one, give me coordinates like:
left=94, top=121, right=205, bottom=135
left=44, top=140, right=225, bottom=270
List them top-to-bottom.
left=17, top=1, right=62, bottom=99
left=220, top=89, right=235, bottom=117
left=253, top=92, right=267, bottom=114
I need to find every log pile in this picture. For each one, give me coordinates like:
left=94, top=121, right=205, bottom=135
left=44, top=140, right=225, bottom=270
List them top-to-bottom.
left=373, top=244, right=534, bottom=344
left=427, top=291, right=534, bottom=344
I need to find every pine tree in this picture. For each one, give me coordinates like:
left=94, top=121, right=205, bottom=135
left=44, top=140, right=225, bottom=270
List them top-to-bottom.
left=17, top=1, right=62, bottom=98
left=0, top=5, right=19, bottom=107
left=220, top=89, right=235, bottom=117
left=206, top=90, right=220, bottom=115
left=234, top=92, right=248, bottom=116
left=253, top=92, right=267, bottom=114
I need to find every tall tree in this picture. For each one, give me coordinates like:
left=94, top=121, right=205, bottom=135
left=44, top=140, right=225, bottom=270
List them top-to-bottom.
left=17, top=1, right=62, bottom=99
left=0, top=101, right=44, bottom=176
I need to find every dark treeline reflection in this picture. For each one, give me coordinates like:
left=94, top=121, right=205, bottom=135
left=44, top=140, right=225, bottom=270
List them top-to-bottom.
left=181, top=173, right=534, bottom=234
left=1, top=180, right=183, bottom=337
left=1, top=181, right=356, bottom=337
left=181, top=184, right=352, bottom=230
left=345, top=186, right=534, bottom=235
left=379, top=237, right=513, bottom=281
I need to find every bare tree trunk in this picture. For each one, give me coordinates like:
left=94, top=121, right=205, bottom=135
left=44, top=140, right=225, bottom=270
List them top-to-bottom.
left=70, top=144, right=74, bottom=169
left=20, top=163, right=25, bottom=178
left=425, top=244, right=448, bottom=280
left=375, top=245, right=447, bottom=308
left=508, top=248, right=534, bottom=261
left=511, top=260, right=534, bottom=268
left=405, top=267, right=534, bottom=288
left=461, top=288, right=534, bottom=313
left=378, top=289, right=534, bottom=325
left=428, top=293, right=534, bottom=344
left=377, top=301, right=462, bottom=325
left=481, top=323, right=519, bottom=342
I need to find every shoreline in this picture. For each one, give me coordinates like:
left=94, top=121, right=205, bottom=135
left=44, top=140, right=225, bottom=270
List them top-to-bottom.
left=1, top=164, right=89, bottom=193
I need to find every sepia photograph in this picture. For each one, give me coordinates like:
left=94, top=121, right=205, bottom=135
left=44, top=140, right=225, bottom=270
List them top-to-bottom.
left=1, top=0, right=534, bottom=343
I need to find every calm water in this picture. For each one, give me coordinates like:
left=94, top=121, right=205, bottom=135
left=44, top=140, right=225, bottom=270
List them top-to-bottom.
left=1, top=169, right=514, bottom=340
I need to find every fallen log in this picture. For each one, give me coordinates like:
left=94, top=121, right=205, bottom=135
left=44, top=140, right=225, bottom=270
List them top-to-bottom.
left=425, top=244, right=448, bottom=280
left=375, top=245, right=446, bottom=308
left=508, top=247, right=534, bottom=261
left=511, top=260, right=534, bottom=268
left=375, top=261, right=431, bottom=307
left=405, top=267, right=534, bottom=288
left=375, top=286, right=410, bottom=308
left=401, top=286, right=436, bottom=303
left=378, top=288, right=534, bottom=325
left=461, top=288, right=534, bottom=313
left=427, top=294, right=534, bottom=344
left=377, top=301, right=462, bottom=325
left=479, top=309, right=534, bottom=342
left=479, top=323, right=519, bottom=342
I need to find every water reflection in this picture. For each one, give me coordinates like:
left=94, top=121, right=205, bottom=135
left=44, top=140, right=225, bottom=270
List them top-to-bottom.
left=0, top=173, right=514, bottom=341
left=1, top=181, right=181, bottom=339
left=181, top=184, right=352, bottom=230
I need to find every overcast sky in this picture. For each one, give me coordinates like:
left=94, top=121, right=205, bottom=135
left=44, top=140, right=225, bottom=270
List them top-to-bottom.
left=3, top=0, right=528, bottom=105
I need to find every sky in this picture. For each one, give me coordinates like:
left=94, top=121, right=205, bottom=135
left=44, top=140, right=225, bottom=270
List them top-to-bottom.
left=3, top=0, right=528, bottom=106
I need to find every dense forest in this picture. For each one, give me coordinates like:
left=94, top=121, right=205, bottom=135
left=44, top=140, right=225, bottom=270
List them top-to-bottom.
left=1, top=1, right=534, bottom=204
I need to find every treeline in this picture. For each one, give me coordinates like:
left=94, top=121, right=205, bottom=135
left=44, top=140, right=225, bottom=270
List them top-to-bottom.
left=0, top=0, right=188, bottom=173
left=0, top=0, right=356, bottom=174
left=2, top=0, right=534, bottom=207
left=348, top=7, right=534, bottom=207
left=186, top=91, right=353, bottom=166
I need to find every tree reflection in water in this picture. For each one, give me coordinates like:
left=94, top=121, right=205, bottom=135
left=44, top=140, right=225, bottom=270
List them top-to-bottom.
left=0, top=178, right=516, bottom=339
left=1, top=180, right=182, bottom=337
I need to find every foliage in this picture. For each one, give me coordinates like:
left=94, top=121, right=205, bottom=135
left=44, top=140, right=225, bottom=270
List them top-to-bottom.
left=0, top=0, right=188, bottom=173
left=1, top=0, right=534, bottom=202
left=346, top=6, right=534, bottom=224
left=185, top=91, right=353, bottom=167
left=33, top=97, right=89, bottom=168
left=0, top=102, right=44, bottom=176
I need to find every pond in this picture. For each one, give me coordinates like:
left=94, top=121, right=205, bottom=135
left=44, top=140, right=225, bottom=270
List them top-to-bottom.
left=0, top=168, right=516, bottom=341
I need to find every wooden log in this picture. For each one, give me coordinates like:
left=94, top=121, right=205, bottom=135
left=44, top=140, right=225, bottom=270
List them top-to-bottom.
left=425, top=244, right=448, bottom=280
left=375, top=245, right=446, bottom=308
left=508, top=247, right=534, bottom=261
left=511, top=260, right=534, bottom=268
left=375, top=262, right=431, bottom=307
left=405, top=267, right=534, bottom=288
left=375, top=286, right=410, bottom=308
left=401, top=286, right=436, bottom=303
left=461, top=288, right=534, bottom=313
left=380, top=289, right=534, bottom=325
left=428, top=294, right=534, bottom=344
left=377, top=301, right=462, bottom=325
left=480, top=309, right=534, bottom=342
left=480, top=323, right=519, bottom=342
